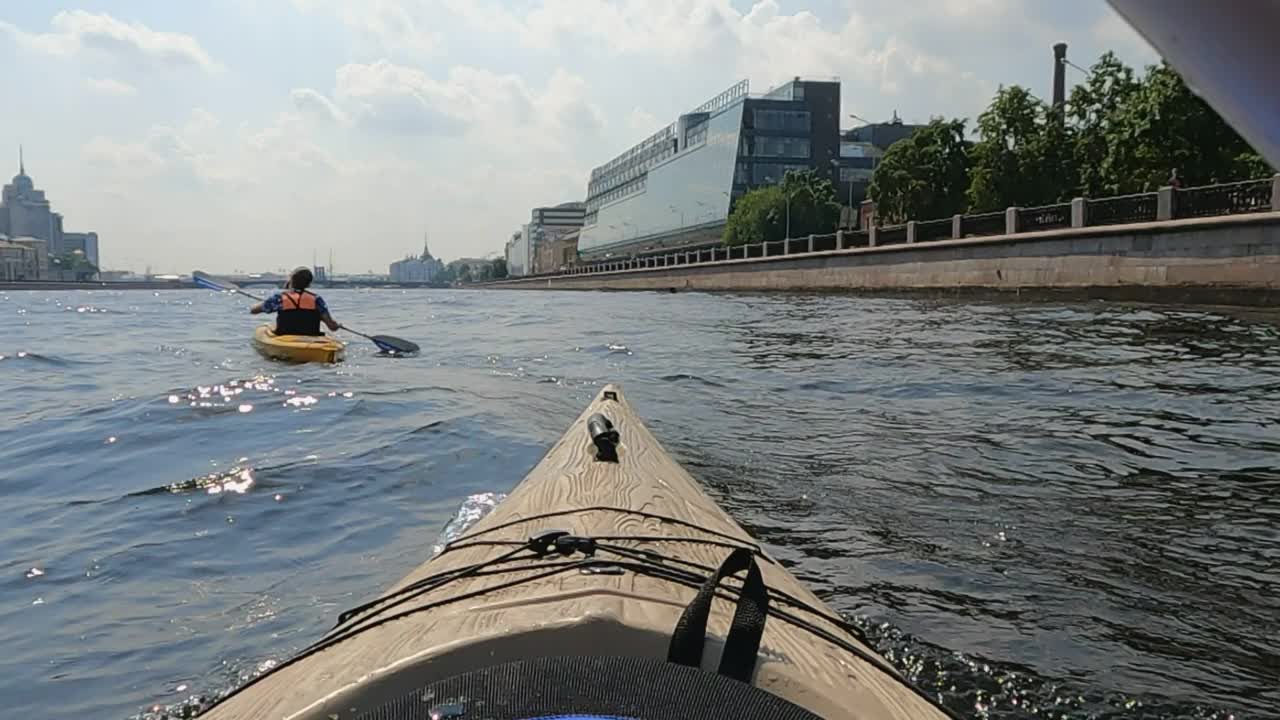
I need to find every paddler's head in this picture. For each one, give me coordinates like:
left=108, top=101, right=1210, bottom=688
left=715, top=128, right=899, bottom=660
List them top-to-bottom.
left=289, top=267, right=313, bottom=291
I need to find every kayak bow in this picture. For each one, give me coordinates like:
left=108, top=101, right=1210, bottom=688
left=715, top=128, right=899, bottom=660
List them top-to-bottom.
left=199, top=385, right=955, bottom=720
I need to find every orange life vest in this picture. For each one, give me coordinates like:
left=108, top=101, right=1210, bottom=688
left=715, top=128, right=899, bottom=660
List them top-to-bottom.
left=276, top=290, right=322, bottom=336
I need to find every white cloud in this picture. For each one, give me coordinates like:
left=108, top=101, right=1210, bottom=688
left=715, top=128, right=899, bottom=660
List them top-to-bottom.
left=8, top=0, right=1168, bottom=273
left=292, top=0, right=441, bottom=55
left=1, top=10, right=220, bottom=73
left=297, top=61, right=604, bottom=143
left=85, top=77, right=139, bottom=97
left=290, top=88, right=348, bottom=125
left=626, top=107, right=662, bottom=136
left=82, top=109, right=244, bottom=187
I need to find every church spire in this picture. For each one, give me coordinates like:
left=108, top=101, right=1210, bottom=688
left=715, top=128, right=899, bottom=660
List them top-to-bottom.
left=19, top=145, right=25, bottom=175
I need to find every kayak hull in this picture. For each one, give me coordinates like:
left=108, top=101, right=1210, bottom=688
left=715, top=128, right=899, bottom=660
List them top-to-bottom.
left=251, top=325, right=345, bottom=364
left=201, top=385, right=948, bottom=720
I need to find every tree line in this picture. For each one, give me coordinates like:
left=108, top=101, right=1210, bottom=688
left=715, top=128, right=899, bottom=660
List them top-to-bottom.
left=721, top=52, right=1272, bottom=242
left=868, top=53, right=1273, bottom=224
left=441, top=257, right=507, bottom=284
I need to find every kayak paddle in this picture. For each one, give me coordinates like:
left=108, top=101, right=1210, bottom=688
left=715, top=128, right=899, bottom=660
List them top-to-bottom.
left=192, top=271, right=421, bottom=355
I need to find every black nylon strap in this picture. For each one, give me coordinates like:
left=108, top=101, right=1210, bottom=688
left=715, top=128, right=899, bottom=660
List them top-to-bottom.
left=667, top=547, right=770, bottom=683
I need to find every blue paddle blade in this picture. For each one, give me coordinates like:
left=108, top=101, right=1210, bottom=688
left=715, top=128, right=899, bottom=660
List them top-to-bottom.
left=192, top=272, right=229, bottom=292
left=370, top=335, right=419, bottom=354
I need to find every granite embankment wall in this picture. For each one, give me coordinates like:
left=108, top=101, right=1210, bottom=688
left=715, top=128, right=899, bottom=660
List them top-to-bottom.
left=482, top=213, right=1280, bottom=306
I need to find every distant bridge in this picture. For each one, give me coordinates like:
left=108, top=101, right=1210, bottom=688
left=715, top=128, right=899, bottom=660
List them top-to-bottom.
left=227, top=277, right=444, bottom=289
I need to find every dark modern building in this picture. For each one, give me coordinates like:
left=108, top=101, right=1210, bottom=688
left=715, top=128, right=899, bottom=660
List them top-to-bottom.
left=576, top=78, right=842, bottom=259
left=841, top=112, right=924, bottom=149
left=833, top=113, right=927, bottom=214
left=531, top=202, right=586, bottom=231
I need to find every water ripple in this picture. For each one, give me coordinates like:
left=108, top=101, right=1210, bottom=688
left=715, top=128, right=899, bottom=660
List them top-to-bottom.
left=0, top=289, right=1276, bottom=719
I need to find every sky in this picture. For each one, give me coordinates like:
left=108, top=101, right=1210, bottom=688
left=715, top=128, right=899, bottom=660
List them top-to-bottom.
left=0, top=1, right=1158, bottom=274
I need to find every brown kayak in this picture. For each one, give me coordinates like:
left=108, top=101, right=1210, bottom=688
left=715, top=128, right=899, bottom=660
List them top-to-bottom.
left=199, top=384, right=953, bottom=720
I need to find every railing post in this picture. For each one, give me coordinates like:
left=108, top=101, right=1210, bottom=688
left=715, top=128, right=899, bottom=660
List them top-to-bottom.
left=1271, top=173, right=1280, bottom=211
left=1157, top=186, right=1176, bottom=220
left=1071, top=197, right=1086, bottom=228
left=1005, top=207, right=1020, bottom=234
left=951, top=214, right=963, bottom=239
left=906, top=221, right=917, bottom=244
left=868, top=226, right=878, bottom=247
left=836, top=229, right=845, bottom=249
left=807, top=234, right=815, bottom=252
left=784, top=238, right=792, bottom=254
left=762, top=241, right=769, bottom=257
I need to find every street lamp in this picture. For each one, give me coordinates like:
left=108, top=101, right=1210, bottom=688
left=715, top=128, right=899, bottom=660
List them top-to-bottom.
left=785, top=185, right=814, bottom=240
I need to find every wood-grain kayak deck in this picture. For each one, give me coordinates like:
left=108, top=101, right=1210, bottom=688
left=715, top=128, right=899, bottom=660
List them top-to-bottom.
left=199, top=384, right=952, bottom=720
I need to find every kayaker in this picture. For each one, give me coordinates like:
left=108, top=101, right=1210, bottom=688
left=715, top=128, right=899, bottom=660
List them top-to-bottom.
left=250, top=267, right=341, bottom=336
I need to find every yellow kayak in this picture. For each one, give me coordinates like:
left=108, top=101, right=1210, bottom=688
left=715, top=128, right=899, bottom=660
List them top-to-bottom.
left=251, top=325, right=345, bottom=364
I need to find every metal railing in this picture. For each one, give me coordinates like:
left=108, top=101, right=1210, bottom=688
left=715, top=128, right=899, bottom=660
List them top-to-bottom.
left=524, top=176, right=1279, bottom=280
left=1175, top=178, right=1273, bottom=219
left=1086, top=193, right=1158, bottom=226
left=1018, top=203, right=1072, bottom=232
left=961, top=211, right=1006, bottom=238
left=915, top=218, right=954, bottom=243
left=877, top=224, right=908, bottom=246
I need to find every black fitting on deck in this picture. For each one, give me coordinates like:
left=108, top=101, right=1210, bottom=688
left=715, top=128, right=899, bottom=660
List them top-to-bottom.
left=587, top=413, right=620, bottom=462
left=528, top=529, right=598, bottom=558
left=528, top=529, right=571, bottom=555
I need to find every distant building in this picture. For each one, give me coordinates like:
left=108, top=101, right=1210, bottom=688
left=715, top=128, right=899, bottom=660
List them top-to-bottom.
left=576, top=77, right=842, bottom=260
left=841, top=112, right=924, bottom=150
left=835, top=113, right=924, bottom=214
left=0, top=148, right=99, bottom=269
left=507, top=202, right=586, bottom=276
left=532, top=203, right=586, bottom=230
left=537, top=228, right=579, bottom=274
left=505, top=230, right=526, bottom=277
left=62, top=232, right=99, bottom=268
left=3, top=236, right=48, bottom=280
left=389, top=237, right=445, bottom=283
left=0, top=238, right=43, bottom=280
left=449, top=257, right=495, bottom=282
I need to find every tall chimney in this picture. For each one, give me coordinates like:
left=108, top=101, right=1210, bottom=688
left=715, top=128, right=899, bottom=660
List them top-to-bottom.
left=1052, top=43, right=1068, bottom=108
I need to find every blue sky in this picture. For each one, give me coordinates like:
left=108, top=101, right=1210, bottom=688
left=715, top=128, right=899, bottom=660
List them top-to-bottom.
left=0, top=1, right=1156, bottom=273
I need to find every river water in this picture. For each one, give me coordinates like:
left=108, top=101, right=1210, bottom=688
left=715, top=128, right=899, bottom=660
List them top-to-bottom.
left=1, top=287, right=1276, bottom=719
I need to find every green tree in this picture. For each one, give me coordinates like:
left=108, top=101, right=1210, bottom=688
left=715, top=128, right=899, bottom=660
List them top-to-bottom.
left=1067, top=51, right=1141, bottom=196
left=1066, top=55, right=1272, bottom=194
left=1117, top=62, right=1272, bottom=189
left=967, top=85, right=1077, bottom=212
left=868, top=118, right=971, bottom=223
left=779, top=168, right=841, bottom=236
left=722, top=169, right=840, bottom=246
left=723, top=185, right=785, bottom=246
left=51, top=252, right=99, bottom=281
left=490, top=257, right=508, bottom=279
left=457, top=263, right=472, bottom=283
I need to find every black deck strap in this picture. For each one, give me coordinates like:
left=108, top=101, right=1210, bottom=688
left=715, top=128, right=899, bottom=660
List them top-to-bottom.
left=667, top=547, right=769, bottom=683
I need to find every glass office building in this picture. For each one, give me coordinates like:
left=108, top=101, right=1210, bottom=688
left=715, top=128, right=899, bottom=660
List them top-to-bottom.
left=576, top=78, right=841, bottom=259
